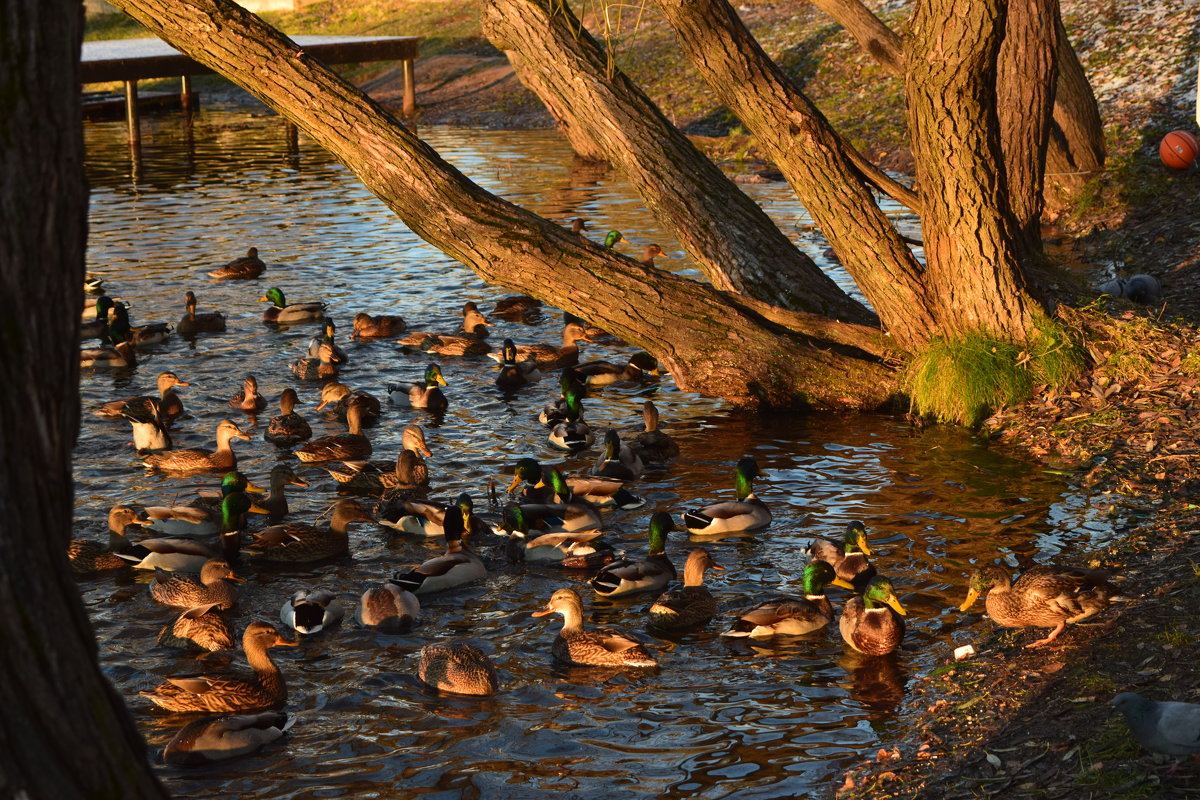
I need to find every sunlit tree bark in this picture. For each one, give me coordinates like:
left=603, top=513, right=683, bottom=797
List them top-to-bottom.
left=0, top=1, right=169, bottom=796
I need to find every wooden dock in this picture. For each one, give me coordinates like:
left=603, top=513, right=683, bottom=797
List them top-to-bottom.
left=82, top=35, right=420, bottom=142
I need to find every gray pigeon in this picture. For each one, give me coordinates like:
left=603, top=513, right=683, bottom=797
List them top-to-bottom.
left=1112, top=692, right=1200, bottom=756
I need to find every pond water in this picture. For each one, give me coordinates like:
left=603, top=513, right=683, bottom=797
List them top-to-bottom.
left=78, top=108, right=1113, bottom=799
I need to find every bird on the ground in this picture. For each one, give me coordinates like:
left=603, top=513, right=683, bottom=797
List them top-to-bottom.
left=1111, top=692, right=1200, bottom=757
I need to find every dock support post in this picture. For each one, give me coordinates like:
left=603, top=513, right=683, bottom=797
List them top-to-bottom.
left=402, top=58, right=416, bottom=117
left=181, top=74, right=194, bottom=114
left=124, top=80, right=140, bottom=144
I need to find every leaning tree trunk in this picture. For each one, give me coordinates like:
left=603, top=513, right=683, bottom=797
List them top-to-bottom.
left=109, top=0, right=897, bottom=408
left=480, top=0, right=872, bottom=322
left=654, top=0, right=935, bottom=348
left=810, top=0, right=1104, bottom=210
left=906, top=0, right=1044, bottom=338
left=996, top=0, right=1059, bottom=261
left=0, top=2, right=170, bottom=797
left=508, top=54, right=609, bottom=163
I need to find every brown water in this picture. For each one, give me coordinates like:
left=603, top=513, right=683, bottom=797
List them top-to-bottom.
left=77, top=110, right=1113, bottom=799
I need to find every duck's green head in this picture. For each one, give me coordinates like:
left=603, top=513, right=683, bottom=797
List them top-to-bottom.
left=603, top=230, right=623, bottom=248
left=260, top=287, right=287, bottom=308
left=93, top=295, right=115, bottom=321
left=106, top=303, right=132, bottom=344
left=322, top=318, right=337, bottom=341
left=501, top=339, right=518, bottom=365
left=629, top=351, right=659, bottom=373
left=425, top=363, right=447, bottom=387
left=560, top=368, right=584, bottom=398
left=564, top=389, right=584, bottom=421
left=602, top=429, right=622, bottom=460
left=733, top=457, right=760, bottom=501
left=509, top=458, right=543, bottom=492
left=546, top=468, right=572, bottom=503
left=221, top=470, right=264, bottom=496
left=219, top=488, right=268, bottom=533
left=502, top=503, right=529, bottom=534
left=647, top=511, right=675, bottom=554
left=843, top=520, right=872, bottom=556
left=801, top=560, right=837, bottom=596
left=959, top=566, right=1009, bottom=611
left=863, top=576, right=907, bottom=616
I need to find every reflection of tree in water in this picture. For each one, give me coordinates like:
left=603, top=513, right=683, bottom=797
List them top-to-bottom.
left=537, top=156, right=612, bottom=223
left=841, top=651, right=907, bottom=715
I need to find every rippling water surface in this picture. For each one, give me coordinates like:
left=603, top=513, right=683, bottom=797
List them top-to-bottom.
left=78, top=109, right=1111, bottom=799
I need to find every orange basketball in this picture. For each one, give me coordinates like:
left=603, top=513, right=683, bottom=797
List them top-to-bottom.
left=1159, top=130, right=1199, bottom=170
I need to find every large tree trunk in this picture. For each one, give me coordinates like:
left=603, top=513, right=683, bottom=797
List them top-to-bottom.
left=109, top=0, right=897, bottom=408
left=480, top=0, right=871, bottom=322
left=654, top=0, right=935, bottom=348
left=811, top=0, right=1104, bottom=209
left=905, top=0, right=1044, bottom=338
left=996, top=0, right=1059, bottom=260
left=0, top=2, right=169, bottom=797
left=508, top=55, right=609, bottom=163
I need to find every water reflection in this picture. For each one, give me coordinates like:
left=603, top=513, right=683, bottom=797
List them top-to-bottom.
left=79, top=109, right=1111, bottom=799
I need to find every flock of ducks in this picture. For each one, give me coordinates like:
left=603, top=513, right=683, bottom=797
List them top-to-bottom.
left=73, top=246, right=1134, bottom=768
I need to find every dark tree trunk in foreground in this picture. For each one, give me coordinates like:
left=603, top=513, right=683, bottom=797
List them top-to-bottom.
left=110, top=0, right=896, bottom=408
left=481, top=0, right=872, bottom=321
left=906, top=0, right=1042, bottom=337
left=0, top=2, right=169, bottom=797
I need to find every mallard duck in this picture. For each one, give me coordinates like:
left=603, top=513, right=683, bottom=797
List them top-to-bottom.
left=567, top=217, right=588, bottom=237
left=603, top=230, right=624, bottom=248
left=638, top=244, right=667, bottom=267
left=209, top=247, right=266, bottom=279
left=84, top=273, right=106, bottom=294
left=259, top=287, right=326, bottom=325
left=177, top=290, right=227, bottom=335
left=80, top=295, right=117, bottom=340
left=491, top=295, right=541, bottom=318
left=107, top=302, right=172, bottom=347
left=461, top=302, right=493, bottom=337
left=563, top=311, right=608, bottom=341
left=351, top=312, right=407, bottom=339
left=306, top=318, right=349, bottom=364
left=486, top=323, right=591, bottom=370
left=397, top=331, right=493, bottom=357
left=494, top=338, right=542, bottom=389
left=80, top=339, right=136, bottom=368
left=291, top=340, right=340, bottom=381
left=572, top=351, right=660, bottom=388
left=387, top=363, right=449, bottom=410
left=538, top=370, right=587, bottom=427
left=96, top=371, right=190, bottom=425
left=229, top=375, right=268, bottom=414
left=315, top=382, right=382, bottom=422
left=264, top=388, right=312, bottom=447
left=548, top=390, right=593, bottom=451
left=122, top=397, right=172, bottom=454
left=294, top=399, right=371, bottom=462
left=633, top=401, right=680, bottom=463
left=143, top=420, right=250, bottom=473
left=326, top=423, right=431, bottom=491
left=592, top=429, right=644, bottom=481
left=508, top=457, right=642, bottom=510
left=683, top=457, right=772, bottom=535
left=260, top=464, right=308, bottom=521
left=511, top=468, right=604, bottom=533
left=141, top=471, right=265, bottom=538
left=125, top=489, right=266, bottom=570
left=379, top=491, right=489, bottom=538
left=389, top=495, right=487, bottom=594
left=246, top=499, right=373, bottom=563
left=498, top=504, right=613, bottom=568
left=68, top=505, right=140, bottom=574
left=591, top=511, right=676, bottom=598
left=808, top=521, right=876, bottom=592
left=648, top=549, right=723, bottom=630
left=150, top=558, right=241, bottom=609
left=723, top=561, right=838, bottom=638
left=959, top=563, right=1127, bottom=648
left=840, top=575, right=908, bottom=656
left=355, top=582, right=420, bottom=632
left=532, top=588, right=657, bottom=668
left=280, top=589, right=344, bottom=635
left=158, top=603, right=235, bottom=653
left=141, top=622, right=297, bottom=713
left=417, top=640, right=498, bottom=696
left=162, top=711, right=294, bottom=765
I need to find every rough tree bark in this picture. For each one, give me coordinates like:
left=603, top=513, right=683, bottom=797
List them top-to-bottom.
left=109, top=0, right=897, bottom=408
left=480, top=0, right=872, bottom=321
left=652, top=0, right=936, bottom=348
left=811, top=0, right=1104, bottom=203
left=906, top=0, right=1043, bottom=337
left=0, top=1, right=170, bottom=797
left=508, top=56, right=609, bottom=163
